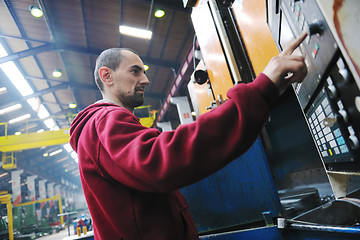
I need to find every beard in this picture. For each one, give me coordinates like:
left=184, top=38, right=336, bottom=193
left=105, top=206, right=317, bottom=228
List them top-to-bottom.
left=119, top=90, right=144, bottom=109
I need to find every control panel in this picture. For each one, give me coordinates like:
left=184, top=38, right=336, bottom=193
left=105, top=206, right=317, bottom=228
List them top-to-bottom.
left=267, top=0, right=360, bottom=172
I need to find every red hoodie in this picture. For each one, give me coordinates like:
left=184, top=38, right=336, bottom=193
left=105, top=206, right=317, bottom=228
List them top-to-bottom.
left=69, top=73, right=278, bottom=240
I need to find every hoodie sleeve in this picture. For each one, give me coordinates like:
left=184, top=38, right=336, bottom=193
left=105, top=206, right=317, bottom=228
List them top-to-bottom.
left=96, top=74, right=278, bottom=192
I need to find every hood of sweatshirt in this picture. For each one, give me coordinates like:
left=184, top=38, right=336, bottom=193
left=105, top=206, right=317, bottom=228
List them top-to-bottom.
left=69, top=102, right=122, bottom=152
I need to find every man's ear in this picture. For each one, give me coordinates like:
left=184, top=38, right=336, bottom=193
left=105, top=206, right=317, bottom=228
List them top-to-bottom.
left=99, top=67, right=113, bottom=87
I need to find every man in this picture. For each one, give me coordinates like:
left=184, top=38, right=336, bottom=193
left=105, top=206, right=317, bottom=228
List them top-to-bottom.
left=70, top=33, right=308, bottom=239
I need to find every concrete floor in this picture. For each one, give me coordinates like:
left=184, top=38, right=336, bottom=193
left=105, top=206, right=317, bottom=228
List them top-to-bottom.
left=36, top=228, right=73, bottom=240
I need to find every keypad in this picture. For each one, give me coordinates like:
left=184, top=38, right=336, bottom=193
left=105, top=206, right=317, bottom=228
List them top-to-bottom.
left=308, top=95, right=349, bottom=159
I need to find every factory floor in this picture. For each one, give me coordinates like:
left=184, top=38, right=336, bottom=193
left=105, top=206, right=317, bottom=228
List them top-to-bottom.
left=37, top=228, right=73, bottom=240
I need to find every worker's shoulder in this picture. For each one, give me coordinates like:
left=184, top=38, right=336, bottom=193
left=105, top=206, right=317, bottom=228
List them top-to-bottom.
left=95, top=104, right=136, bottom=122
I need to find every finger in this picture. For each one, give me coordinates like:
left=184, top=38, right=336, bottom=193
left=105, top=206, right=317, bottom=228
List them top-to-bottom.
left=281, top=32, right=308, bottom=56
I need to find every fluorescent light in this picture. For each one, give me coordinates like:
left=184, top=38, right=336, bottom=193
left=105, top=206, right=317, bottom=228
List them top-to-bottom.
left=119, top=26, right=152, bottom=40
left=144, top=65, right=149, bottom=71
left=0, top=87, right=7, bottom=94
left=0, top=104, right=22, bottom=115
left=9, top=114, right=31, bottom=124
left=37, top=129, right=44, bottom=133
left=15, top=132, right=21, bottom=135
left=49, top=149, right=62, bottom=156
left=43, top=153, right=49, bottom=157
left=56, top=157, right=67, bottom=163
left=0, top=173, right=8, bottom=178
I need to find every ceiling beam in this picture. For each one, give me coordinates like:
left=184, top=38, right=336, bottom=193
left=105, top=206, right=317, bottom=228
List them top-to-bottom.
left=0, top=33, right=52, bottom=44
left=0, top=43, right=180, bottom=69
left=0, top=83, right=68, bottom=109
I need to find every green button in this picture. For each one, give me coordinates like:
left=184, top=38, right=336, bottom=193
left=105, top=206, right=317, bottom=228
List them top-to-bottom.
left=315, top=43, right=319, bottom=51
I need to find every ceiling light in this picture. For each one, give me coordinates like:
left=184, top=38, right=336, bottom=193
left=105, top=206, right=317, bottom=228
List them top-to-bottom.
left=29, top=5, right=43, bottom=18
left=154, top=9, right=165, bottom=18
left=119, top=25, right=152, bottom=40
left=144, top=65, right=149, bottom=71
left=52, top=68, right=62, bottom=78
left=0, top=87, right=7, bottom=95
left=69, top=103, right=77, bottom=109
left=0, top=104, right=22, bottom=115
left=9, top=114, right=31, bottom=124
left=37, top=129, right=44, bottom=133
left=15, top=132, right=21, bottom=135
left=49, top=149, right=63, bottom=156
left=43, top=153, right=49, bottom=157
left=56, top=157, right=68, bottom=163
left=0, top=172, right=8, bottom=178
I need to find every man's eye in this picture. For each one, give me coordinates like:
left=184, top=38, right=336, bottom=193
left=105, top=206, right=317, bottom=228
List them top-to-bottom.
left=132, top=70, right=139, bottom=74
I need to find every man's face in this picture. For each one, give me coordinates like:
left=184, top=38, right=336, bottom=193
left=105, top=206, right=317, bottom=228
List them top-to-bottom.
left=111, top=51, right=150, bottom=110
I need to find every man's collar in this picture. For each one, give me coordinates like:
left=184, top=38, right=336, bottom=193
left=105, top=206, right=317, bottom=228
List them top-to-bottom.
left=94, top=99, right=120, bottom=106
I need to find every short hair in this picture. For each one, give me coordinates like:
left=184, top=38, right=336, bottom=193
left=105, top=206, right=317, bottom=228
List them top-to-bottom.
left=94, top=48, right=139, bottom=91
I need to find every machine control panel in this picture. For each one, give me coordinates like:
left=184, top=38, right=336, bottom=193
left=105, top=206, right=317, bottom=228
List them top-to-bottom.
left=267, top=0, right=360, bottom=172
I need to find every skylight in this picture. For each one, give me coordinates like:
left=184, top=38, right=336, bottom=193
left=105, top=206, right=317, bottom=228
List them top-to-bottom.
left=0, top=43, right=79, bottom=164
left=0, top=43, right=59, bottom=130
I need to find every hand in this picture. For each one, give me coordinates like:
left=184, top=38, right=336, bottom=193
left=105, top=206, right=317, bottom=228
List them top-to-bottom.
left=263, top=32, right=308, bottom=94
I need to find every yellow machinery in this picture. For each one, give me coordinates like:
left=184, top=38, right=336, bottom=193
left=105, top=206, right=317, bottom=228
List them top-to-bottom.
left=133, top=105, right=158, bottom=128
left=0, top=106, right=156, bottom=157
left=0, top=124, right=70, bottom=153
left=2, top=152, right=17, bottom=169
left=0, top=193, right=13, bottom=240
left=0, top=193, right=64, bottom=240
left=16, top=194, right=64, bottom=226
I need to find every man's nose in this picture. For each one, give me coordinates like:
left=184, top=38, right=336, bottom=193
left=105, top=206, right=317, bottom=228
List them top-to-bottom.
left=141, top=75, right=150, bottom=85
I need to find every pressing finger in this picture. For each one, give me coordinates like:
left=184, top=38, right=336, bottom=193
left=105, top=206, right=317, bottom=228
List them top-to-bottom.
left=281, top=32, right=308, bottom=56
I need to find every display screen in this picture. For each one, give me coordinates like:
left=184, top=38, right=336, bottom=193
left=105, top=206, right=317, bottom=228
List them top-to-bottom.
left=279, top=12, right=302, bottom=57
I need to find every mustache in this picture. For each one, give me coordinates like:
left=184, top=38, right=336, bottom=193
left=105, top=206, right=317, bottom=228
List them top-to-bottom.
left=135, top=86, right=145, bottom=92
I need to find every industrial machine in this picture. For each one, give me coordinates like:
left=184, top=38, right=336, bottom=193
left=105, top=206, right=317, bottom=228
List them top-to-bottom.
left=179, top=0, right=360, bottom=239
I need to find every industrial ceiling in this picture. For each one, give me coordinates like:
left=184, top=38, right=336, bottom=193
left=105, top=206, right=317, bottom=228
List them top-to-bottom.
left=0, top=0, right=194, bottom=195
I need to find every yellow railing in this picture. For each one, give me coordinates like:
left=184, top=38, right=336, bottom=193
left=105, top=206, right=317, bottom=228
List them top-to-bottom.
left=2, top=152, right=17, bottom=169
left=0, top=194, right=13, bottom=240
left=0, top=194, right=64, bottom=240
left=16, top=194, right=64, bottom=225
